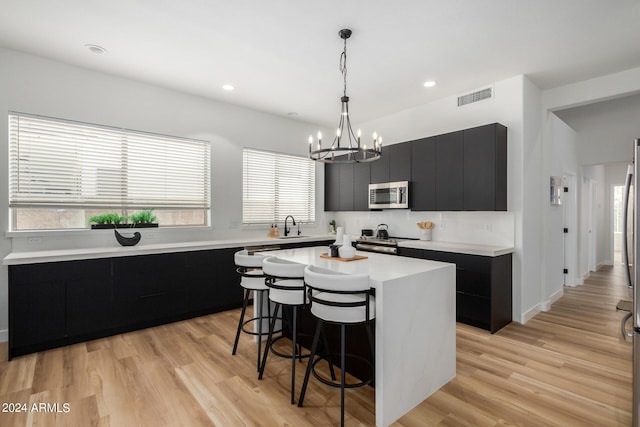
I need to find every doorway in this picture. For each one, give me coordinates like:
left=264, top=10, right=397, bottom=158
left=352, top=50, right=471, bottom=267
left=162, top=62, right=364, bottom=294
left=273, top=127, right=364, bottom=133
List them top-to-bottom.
left=613, top=184, right=625, bottom=266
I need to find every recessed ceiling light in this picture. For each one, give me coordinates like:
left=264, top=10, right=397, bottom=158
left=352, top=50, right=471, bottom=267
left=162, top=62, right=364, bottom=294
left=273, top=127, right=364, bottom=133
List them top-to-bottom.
left=85, top=44, right=107, bottom=55
left=423, top=80, right=437, bottom=88
left=222, top=84, right=235, bottom=91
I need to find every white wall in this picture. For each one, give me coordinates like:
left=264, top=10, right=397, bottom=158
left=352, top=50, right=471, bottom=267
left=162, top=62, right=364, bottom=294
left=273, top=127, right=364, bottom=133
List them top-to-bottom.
left=0, top=48, right=332, bottom=340
left=542, top=65, right=640, bottom=302
left=340, top=75, right=527, bottom=322
left=520, top=78, right=544, bottom=322
left=550, top=85, right=640, bottom=279
left=556, top=93, right=640, bottom=166
left=543, top=114, right=577, bottom=303
left=605, top=163, right=629, bottom=264
left=581, top=165, right=606, bottom=273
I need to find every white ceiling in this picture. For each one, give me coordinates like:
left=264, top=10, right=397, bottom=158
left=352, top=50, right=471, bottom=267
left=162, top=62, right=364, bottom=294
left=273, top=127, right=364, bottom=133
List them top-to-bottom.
left=1, top=0, right=639, bottom=126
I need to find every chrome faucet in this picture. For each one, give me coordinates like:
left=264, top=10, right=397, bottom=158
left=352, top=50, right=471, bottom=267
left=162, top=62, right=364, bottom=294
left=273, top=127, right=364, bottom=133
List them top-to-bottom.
left=284, top=215, right=296, bottom=237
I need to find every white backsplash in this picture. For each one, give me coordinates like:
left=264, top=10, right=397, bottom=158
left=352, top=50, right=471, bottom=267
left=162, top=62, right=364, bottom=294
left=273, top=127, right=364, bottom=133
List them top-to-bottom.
left=330, top=210, right=514, bottom=247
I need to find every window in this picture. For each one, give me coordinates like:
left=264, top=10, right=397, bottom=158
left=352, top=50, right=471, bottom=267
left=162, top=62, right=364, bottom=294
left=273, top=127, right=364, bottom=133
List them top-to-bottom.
left=9, top=112, right=210, bottom=230
left=242, top=148, right=315, bottom=225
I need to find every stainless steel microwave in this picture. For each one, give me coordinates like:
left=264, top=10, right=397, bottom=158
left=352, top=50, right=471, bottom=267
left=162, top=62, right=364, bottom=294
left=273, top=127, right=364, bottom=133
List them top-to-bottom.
left=368, top=181, right=409, bottom=209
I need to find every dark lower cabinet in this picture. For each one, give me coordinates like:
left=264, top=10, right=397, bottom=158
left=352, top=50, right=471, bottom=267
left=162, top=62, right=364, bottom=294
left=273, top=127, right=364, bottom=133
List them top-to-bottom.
left=8, top=247, right=245, bottom=359
left=186, top=248, right=242, bottom=314
left=398, top=248, right=512, bottom=333
left=113, top=253, right=189, bottom=328
left=66, top=259, right=113, bottom=337
left=10, top=264, right=66, bottom=353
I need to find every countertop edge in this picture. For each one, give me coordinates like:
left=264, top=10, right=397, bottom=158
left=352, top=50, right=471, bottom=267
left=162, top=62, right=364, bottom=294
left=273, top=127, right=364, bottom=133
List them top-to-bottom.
left=3, top=235, right=335, bottom=266
left=397, top=240, right=514, bottom=257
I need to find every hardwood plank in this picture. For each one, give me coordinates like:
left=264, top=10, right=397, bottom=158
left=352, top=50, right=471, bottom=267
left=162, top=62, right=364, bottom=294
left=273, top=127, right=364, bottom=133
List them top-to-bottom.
left=0, top=265, right=633, bottom=426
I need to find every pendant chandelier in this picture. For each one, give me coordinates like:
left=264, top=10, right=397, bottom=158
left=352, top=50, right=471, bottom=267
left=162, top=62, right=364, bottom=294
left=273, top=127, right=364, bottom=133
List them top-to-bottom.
left=308, top=29, right=382, bottom=163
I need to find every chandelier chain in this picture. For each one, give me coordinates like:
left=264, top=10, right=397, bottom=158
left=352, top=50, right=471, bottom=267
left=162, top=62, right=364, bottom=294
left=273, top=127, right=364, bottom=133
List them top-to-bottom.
left=340, top=37, right=348, bottom=97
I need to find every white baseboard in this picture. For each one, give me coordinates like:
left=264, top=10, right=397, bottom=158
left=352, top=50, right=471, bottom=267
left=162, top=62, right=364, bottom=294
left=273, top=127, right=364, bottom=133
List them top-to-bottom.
left=522, top=288, right=564, bottom=323
left=549, top=288, right=564, bottom=305
left=521, top=304, right=541, bottom=324
left=0, top=329, right=7, bottom=343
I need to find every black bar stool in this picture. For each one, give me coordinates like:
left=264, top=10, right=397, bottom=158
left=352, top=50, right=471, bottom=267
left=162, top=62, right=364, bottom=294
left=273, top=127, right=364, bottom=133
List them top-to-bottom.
left=232, top=249, right=281, bottom=372
left=259, top=256, right=310, bottom=404
left=298, top=265, right=375, bottom=427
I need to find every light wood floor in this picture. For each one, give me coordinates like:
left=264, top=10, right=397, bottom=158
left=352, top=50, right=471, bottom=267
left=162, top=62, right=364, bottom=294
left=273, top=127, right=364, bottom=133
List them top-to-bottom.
left=0, top=265, right=633, bottom=426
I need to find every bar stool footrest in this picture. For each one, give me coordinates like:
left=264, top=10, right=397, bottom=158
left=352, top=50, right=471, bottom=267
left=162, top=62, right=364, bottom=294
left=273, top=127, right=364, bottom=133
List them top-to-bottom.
left=241, top=316, right=284, bottom=337
left=270, top=334, right=312, bottom=360
left=311, top=353, right=373, bottom=389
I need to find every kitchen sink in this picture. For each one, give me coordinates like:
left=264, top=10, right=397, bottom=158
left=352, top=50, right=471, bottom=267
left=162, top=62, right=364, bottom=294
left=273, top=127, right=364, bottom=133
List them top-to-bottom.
left=276, top=235, right=309, bottom=239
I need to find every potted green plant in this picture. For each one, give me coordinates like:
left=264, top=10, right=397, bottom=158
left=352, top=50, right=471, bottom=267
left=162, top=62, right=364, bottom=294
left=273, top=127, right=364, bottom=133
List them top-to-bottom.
left=128, top=209, right=159, bottom=228
left=89, top=212, right=128, bottom=229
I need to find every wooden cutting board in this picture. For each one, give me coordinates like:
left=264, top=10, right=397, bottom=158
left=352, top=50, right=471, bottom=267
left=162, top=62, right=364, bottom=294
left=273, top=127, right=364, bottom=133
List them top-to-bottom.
left=320, top=253, right=368, bottom=262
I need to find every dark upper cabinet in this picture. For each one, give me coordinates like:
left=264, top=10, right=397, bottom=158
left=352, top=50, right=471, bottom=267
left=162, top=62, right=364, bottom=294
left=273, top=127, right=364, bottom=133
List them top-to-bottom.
left=324, top=123, right=507, bottom=212
left=463, top=123, right=507, bottom=211
left=435, top=131, right=464, bottom=211
left=410, top=137, right=436, bottom=211
left=389, top=142, right=411, bottom=182
left=370, top=143, right=411, bottom=184
left=370, top=146, right=389, bottom=184
left=324, top=161, right=370, bottom=211
left=353, top=161, right=371, bottom=211
left=324, top=162, right=340, bottom=211
left=338, top=162, right=355, bottom=211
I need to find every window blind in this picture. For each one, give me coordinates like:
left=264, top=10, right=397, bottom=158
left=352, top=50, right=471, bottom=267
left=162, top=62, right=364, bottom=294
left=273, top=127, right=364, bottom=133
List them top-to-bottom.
left=8, top=113, right=210, bottom=210
left=242, top=148, right=315, bottom=224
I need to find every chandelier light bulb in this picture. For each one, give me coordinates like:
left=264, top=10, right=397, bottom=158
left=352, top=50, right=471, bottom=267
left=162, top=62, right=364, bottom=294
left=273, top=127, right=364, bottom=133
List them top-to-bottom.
left=336, top=128, right=341, bottom=137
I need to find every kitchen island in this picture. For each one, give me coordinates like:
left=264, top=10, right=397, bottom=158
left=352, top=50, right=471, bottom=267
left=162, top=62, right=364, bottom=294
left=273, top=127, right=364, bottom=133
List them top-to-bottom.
left=258, top=246, right=456, bottom=427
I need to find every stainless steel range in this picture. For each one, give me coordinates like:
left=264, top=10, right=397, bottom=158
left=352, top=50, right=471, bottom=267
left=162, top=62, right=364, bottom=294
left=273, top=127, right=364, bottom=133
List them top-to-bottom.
left=355, top=236, right=402, bottom=255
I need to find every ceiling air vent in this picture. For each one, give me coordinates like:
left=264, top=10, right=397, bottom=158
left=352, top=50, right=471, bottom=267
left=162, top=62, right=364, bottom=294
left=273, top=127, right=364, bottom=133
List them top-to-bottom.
left=457, top=86, right=493, bottom=107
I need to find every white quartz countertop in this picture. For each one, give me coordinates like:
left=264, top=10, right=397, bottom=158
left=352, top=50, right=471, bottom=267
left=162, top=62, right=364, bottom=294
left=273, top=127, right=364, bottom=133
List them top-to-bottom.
left=3, top=234, right=514, bottom=266
left=2, top=235, right=334, bottom=266
left=398, top=240, right=514, bottom=257
left=258, top=246, right=453, bottom=287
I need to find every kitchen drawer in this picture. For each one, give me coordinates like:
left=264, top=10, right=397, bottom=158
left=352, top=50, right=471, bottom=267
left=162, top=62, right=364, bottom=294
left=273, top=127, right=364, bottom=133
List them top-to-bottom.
left=397, top=247, right=424, bottom=259
left=457, top=270, right=491, bottom=297
left=456, top=292, right=490, bottom=331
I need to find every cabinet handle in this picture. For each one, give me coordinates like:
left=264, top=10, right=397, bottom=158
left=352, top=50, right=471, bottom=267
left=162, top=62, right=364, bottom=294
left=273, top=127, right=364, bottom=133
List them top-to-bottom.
left=139, top=292, right=168, bottom=299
